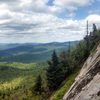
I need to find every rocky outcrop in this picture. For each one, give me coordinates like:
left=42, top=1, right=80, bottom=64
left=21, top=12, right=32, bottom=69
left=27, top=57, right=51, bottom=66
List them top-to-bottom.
left=63, top=44, right=100, bottom=100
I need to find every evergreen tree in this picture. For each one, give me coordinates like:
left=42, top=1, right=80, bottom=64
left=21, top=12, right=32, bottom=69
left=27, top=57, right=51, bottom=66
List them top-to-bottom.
left=93, top=23, right=97, bottom=33
left=89, top=24, right=99, bottom=50
left=72, top=41, right=88, bottom=65
left=46, top=50, right=63, bottom=91
left=51, top=50, right=59, bottom=66
left=60, top=50, right=74, bottom=76
left=59, top=51, right=69, bottom=77
left=34, top=75, right=42, bottom=94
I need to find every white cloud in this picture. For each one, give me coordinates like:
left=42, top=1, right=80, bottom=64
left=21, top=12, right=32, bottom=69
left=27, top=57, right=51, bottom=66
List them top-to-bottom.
left=0, top=0, right=100, bottom=43
left=53, top=0, right=93, bottom=11
left=0, top=12, right=100, bottom=43
left=86, top=14, right=100, bottom=23
left=0, top=15, right=87, bottom=43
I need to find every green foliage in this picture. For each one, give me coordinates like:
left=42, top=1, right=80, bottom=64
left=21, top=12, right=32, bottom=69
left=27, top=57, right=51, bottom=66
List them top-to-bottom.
left=93, top=23, right=97, bottom=33
left=0, top=24, right=99, bottom=99
left=50, top=24, right=100, bottom=100
left=86, top=24, right=100, bottom=51
left=49, top=41, right=90, bottom=99
left=71, top=41, right=88, bottom=65
left=46, top=48, right=75, bottom=92
left=46, top=50, right=65, bottom=91
left=52, top=50, right=59, bottom=66
left=0, top=62, right=47, bottom=100
left=52, top=68, right=81, bottom=100
left=33, top=75, right=42, bottom=94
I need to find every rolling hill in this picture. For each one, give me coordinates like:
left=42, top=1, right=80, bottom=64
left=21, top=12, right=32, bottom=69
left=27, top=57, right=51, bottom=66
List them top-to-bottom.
left=0, top=41, right=79, bottom=63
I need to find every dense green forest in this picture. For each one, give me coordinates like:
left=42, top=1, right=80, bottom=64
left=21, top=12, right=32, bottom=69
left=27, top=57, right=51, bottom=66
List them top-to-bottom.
left=0, top=24, right=100, bottom=100
left=33, top=24, right=100, bottom=100
left=0, top=62, right=48, bottom=99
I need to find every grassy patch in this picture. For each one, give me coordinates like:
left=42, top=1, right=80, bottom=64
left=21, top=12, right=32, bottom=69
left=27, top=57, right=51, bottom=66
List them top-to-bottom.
left=91, top=41, right=100, bottom=56
left=51, top=68, right=80, bottom=100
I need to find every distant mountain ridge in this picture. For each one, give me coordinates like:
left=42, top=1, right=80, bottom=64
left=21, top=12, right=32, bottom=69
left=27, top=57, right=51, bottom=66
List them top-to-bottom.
left=0, top=41, right=79, bottom=63
left=0, top=41, right=79, bottom=50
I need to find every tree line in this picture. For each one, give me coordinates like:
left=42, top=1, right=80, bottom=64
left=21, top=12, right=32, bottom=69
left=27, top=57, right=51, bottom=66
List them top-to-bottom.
left=33, top=23, right=100, bottom=99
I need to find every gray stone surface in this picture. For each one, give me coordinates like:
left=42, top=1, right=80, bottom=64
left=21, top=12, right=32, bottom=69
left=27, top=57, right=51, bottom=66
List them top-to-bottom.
left=63, top=44, right=100, bottom=100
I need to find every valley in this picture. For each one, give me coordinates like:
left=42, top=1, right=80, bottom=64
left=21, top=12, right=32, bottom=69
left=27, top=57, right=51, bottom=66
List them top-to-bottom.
left=0, top=41, right=78, bottom=63
left=0, top=41, right=78, bottom=99
left=0, top=62, right=47, bottom=99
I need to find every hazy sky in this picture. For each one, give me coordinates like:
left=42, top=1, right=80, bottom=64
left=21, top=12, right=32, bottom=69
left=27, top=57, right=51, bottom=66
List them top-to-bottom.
left=0, top=0, right=100, bottom=43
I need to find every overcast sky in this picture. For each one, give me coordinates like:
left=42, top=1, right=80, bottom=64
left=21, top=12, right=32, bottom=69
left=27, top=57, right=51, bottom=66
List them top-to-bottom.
left=0, top=0, right=100, bottom=43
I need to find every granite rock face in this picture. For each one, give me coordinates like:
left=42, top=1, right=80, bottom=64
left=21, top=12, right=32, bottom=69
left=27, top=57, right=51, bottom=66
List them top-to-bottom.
left=63, top=44, right=100, bottom=100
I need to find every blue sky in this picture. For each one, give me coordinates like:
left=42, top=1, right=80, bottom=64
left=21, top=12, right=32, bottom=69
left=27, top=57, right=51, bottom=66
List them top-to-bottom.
left=0, top=0, right=100, bottom=43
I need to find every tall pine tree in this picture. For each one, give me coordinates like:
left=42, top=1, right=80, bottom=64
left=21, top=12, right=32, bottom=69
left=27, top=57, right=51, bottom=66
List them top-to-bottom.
left=46, top=50, right=63, bottom=91
left=34, top=75, right=42, bottom=94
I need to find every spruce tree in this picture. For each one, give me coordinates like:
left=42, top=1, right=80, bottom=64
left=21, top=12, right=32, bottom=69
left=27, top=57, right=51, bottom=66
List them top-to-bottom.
left=93, top=24, right=97, bottom=33
left=46, top=50, right=63, bottom=91
left=52, top=50, right=59, bottom=66
left=59, top=51, right=68, bottom=77
left=34, top=75, right=42, bottom=94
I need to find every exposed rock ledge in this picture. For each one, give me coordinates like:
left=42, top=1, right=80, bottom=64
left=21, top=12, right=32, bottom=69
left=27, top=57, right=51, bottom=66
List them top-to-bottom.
left=63, top=44, right=100, bottom=100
